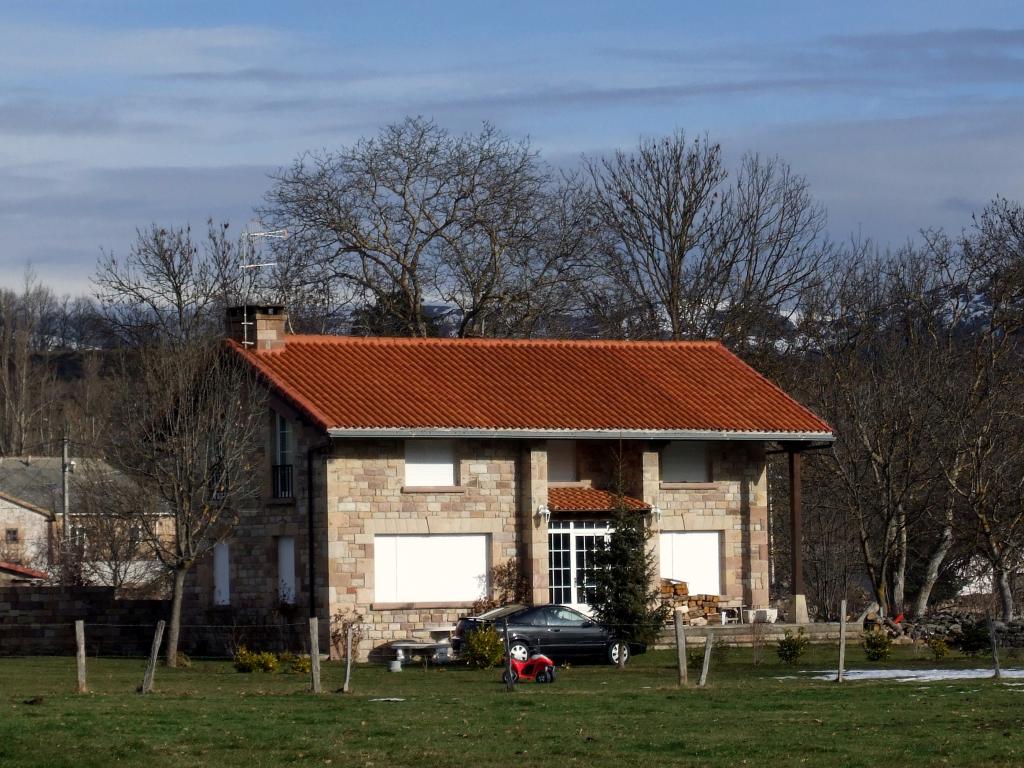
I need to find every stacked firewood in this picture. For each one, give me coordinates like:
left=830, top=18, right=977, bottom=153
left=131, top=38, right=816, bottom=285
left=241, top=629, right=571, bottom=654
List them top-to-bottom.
left=659, top=579, right=689, bottom=604
left=659, top=580, right=722, bottom=625
left=686, top=594, right=721, bottom=624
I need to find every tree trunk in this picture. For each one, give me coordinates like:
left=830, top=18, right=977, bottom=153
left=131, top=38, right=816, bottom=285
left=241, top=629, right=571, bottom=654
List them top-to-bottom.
left=892, top=514, right=907, bottom=615
left=912, top=521, right=953, bottom=618
left=995, top=566, right=1015, bottom=623
left=166, top=567, right=187, bottom=667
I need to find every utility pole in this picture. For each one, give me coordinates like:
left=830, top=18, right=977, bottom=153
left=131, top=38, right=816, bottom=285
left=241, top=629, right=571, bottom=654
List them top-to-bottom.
left=61, top=433, right=70, bottom=533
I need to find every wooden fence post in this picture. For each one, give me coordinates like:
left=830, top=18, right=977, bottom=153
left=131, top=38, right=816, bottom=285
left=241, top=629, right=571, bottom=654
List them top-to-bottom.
left=836, top=599, right=847, bottom=683
left=674, top=609, right=688, bottom=687
left=987, top=615, right=1002, bottom=681
left=309, top=617, right=322, bottom=694
left=75, top=620, right=87, bottom=694
left=141, top=620, right=166, bottom=694
left=503, top=620, right=515, bottom=692
left=343, top=624, right=354, bottom=694
left=698, top=630, right=713, bottom=688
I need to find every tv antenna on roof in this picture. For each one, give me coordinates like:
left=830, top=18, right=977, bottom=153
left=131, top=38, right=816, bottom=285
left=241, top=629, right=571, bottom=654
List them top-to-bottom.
left=239, top=228, right=288, bottom=347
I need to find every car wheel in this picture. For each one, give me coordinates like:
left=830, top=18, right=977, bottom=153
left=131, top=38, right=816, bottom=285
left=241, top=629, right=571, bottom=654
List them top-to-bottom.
left=509, top=641, right=530, bottom=662
left=608, top=641, right=630, bottom=666
left=502, top=669, right=518, bottom=685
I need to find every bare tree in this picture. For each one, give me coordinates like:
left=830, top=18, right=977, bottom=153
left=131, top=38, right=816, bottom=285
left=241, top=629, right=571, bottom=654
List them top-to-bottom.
left=261, top=116, right=592, bottom=337
left=588, top=131, right=827, bottom=348
left=931, top=199, right=1024, bottom=620
left=94, top=220, right=256, bottom=348
left=95, top=222, right=267, bottom=664
left=797, top=247, right=948, bottom=617
left=0, top=272, right=62, bottom=454
left=111, top=340, right=265, bottom=664
left=71, top=462, right=168, bottom=595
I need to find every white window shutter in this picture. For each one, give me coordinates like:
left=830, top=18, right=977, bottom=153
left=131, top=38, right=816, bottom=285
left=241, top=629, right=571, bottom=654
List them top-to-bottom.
left=404, top=439, right=456, bottom=486
left=547, top=440, right=578, bottom=482
left=661, top=441, right=710, bottom=482
left=659, top=531, right=722, bottom=595
left=374, top=534, right=488, bottom=602
left=278, top=536, right=296, bottom=604
left=213, top=542, right=230, bottom=606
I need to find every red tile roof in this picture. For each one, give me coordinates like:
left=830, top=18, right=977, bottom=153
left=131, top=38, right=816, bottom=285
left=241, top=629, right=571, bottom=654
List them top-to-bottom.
left=231, top=336, right=831, bottom=437
left=547, top=487, right=650, bottom=513
left=0, top=561, right=48, bottom=580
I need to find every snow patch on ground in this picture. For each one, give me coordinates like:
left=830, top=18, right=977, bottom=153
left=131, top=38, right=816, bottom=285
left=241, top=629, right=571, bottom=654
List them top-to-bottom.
left=789, top=668, right=1024, bottom=683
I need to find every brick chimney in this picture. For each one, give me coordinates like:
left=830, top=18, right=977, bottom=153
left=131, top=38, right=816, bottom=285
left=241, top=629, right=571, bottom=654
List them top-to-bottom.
left=226, top=305, right=288, bottom=351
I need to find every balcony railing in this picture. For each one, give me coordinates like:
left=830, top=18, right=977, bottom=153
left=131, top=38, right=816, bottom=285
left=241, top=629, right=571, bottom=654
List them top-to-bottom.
left=272, top=464, right=294, bottom=499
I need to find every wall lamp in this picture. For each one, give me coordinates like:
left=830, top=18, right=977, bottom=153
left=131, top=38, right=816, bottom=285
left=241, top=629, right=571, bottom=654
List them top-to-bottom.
left=536, top=503, right=551, bottom=523
left=651, top=505, right=663, bottom=523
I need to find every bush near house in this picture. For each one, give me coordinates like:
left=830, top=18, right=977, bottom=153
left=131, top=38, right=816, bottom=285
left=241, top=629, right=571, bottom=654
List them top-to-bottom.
left=462, top=625, right=506, bottom=669
left=776, top=628, right=809, bottom=664
left=862, top=628, right=893, bottom=661
left=233, top=647, right=279, bottom=673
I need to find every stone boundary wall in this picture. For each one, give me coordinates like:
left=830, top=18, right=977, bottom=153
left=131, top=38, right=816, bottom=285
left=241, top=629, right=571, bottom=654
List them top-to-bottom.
left=0, top=586, right=168, bottom=656
left=654, top=621, right=865, bottom=649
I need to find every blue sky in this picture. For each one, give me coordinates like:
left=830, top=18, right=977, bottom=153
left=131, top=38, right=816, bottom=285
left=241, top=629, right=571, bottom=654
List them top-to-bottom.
left=2, top=1, right=1023, bottom=293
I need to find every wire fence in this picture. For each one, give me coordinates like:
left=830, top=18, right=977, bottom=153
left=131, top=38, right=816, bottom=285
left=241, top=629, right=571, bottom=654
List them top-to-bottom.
left=1, top=610, right=1014, bottom=697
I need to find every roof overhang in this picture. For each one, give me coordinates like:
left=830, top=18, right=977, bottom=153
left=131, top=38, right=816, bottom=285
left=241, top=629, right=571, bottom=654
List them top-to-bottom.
left=326, top=427, right=834, bottom=442
left=0, top=490, right=54, bottom=520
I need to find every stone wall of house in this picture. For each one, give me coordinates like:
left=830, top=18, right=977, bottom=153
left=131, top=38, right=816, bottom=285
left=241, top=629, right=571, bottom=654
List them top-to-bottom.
left=182, top=394, right=329, bottom=653
left=183, top=417, right=772, bottom=659
left=325, top=438, right=520, bottom=660
left=643, top=442, right=769, bottom=608
left=0, top=498, right=52, bottom=568
left=0, top=585, right=167, bottom=656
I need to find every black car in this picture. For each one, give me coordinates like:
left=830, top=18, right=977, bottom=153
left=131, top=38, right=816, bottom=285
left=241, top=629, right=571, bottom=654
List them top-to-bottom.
left=451, top=604, right=644, bottom=665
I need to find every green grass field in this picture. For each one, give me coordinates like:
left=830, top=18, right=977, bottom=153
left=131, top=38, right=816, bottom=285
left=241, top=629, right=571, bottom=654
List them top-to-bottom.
left=1, top=646, right=1022, bottom=767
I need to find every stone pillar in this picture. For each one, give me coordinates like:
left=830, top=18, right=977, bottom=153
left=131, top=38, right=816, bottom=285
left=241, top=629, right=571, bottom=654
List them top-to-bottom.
left=519, top=444, right=549, bottom=605
left=641, top=447, right=662, bottom=578
left=746, top=449, right=770, bottom=608
left=787, top=449, right=809, bottom=624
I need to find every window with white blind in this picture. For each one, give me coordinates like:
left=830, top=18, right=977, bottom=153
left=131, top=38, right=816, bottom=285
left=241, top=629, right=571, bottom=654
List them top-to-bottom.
left=404, top=439, right=456, bottom=487
left=547, top=440, right=578, bottom=483
left=661, top=441, right=711, bottom=482
left=659, top=531, right=722, bottom=595
left=374, top=534, right=488, bottom=603
left=278, top=536, right=296, bottom=604
left=213, top=542, right=230, bottom=606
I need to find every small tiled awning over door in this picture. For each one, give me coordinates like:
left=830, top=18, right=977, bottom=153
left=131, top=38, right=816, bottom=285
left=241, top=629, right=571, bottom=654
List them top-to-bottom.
left=546, top=487, right=650, bottom=514
left=545, top=488, right=652, bottom=609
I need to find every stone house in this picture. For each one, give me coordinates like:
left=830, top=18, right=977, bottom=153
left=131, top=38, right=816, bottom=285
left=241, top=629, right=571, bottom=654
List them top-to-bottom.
left=187, top=305, right=832, bottom=658
left=0, top=457, right=170, bottom=590
left=0, top=489, right=54, bottom=569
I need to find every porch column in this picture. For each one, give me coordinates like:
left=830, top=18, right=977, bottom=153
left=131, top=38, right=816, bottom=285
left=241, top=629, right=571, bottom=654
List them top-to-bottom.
left=520, top=444, right=549, bottom=605
left=641, top=447, right=663, bottom=596
left=788, top=449, right=809, bottom=624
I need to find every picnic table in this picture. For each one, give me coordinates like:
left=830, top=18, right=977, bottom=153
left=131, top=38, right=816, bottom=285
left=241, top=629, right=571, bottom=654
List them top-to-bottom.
left=390, top=640, right=448, bottom=669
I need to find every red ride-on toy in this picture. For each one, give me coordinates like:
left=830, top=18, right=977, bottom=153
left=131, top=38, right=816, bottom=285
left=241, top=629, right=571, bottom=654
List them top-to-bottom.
left=502, top=651, right=556, bottom=684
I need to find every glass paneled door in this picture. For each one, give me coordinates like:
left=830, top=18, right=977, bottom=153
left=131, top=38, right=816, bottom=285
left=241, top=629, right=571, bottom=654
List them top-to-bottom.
left=548, top=520, right=611, bottom=612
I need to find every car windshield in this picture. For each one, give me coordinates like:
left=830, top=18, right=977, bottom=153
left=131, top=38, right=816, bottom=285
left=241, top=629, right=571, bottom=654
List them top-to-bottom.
left=474, top=604, right=525, bottom=621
